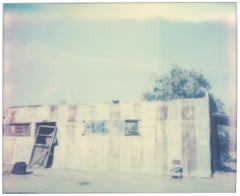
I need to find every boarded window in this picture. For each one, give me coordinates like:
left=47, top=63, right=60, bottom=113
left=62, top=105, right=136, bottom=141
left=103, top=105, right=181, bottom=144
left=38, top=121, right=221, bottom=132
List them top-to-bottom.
left=84, top=120, right=140, bottom=136
left=84, top=120, right=108, bottom=134
left=84, top=120, right=125, bottom=135
left=125, top=120, right=140, bottom=136
left=3, top=123, right=31, bottom=136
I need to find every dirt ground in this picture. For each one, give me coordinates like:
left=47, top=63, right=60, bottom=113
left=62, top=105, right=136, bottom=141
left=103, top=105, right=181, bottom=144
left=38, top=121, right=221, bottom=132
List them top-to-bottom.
left=2, top=164, right=236, bottom=194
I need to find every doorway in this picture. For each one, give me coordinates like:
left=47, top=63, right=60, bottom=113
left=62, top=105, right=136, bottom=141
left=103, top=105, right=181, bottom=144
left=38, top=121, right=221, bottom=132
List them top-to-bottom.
left=28, top=122, right=57, bottom=169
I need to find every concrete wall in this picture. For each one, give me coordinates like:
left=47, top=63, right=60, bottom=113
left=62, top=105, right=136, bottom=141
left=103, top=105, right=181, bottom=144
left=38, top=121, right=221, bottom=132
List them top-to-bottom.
left=2, top=95, right=213, bottom=177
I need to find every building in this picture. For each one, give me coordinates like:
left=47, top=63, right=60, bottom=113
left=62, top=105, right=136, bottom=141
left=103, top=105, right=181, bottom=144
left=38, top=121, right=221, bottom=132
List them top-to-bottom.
left=2, top=93, right=221, bottom=177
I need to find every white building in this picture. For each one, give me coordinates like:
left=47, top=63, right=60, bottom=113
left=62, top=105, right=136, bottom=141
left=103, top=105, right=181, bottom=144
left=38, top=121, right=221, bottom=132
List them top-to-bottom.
left=3, top=94, right=221, bottom=178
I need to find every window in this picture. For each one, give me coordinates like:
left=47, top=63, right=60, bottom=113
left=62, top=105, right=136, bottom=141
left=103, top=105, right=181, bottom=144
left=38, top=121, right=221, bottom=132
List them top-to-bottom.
left=83, top=120, right=140, bottom=136
left=84, top=120, right=108, bottom=134
left=124, top=120, right=140, bottom=136
left=35, top=122, right=56, bottom=138
left=3, top=123, right=31, bottom=136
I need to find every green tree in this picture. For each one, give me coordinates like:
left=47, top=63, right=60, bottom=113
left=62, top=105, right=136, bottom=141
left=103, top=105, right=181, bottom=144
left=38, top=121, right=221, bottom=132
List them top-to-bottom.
left=143, top=66, right=211, bottom=100
left=212, top=97, right=226, bottom=115
left=218, top=126, right=231, bottom=163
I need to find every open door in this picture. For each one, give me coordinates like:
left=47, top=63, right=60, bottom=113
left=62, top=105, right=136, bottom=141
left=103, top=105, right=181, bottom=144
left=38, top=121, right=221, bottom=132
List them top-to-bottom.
left=28, top=123, right=57, bottom=169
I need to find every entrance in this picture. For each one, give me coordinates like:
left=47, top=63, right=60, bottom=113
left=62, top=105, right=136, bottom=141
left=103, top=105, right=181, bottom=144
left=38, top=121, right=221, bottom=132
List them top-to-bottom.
left=28, top=122, right=57, bottom=169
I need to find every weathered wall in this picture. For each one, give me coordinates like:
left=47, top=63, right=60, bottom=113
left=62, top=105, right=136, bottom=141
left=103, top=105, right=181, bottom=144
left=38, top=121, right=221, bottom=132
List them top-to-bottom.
left=2, top=94, right=212, bottom=177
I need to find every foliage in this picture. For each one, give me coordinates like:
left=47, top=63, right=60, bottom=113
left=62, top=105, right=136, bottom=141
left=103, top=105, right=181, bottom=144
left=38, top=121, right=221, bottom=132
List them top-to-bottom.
left=143, top=66, right=211, bottom=101
left=211, top=95, right=226, bottom=115
left=208, top=97, right=230, bottom=164
left=218, top=126, right=231, bottom=163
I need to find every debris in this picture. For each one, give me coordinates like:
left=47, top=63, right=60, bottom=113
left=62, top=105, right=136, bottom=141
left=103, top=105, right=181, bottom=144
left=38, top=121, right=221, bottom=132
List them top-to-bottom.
left=12, top=162, right=32, bottom=175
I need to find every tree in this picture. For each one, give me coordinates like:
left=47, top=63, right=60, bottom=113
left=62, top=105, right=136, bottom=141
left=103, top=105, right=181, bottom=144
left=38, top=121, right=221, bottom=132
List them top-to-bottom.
left=143, top=66, right=211, bottom=101
left=143, top=66, right=231, bottom=168
left=210, top=95, right=226, bottom=115
left=218, top=126, right=231, bottom=163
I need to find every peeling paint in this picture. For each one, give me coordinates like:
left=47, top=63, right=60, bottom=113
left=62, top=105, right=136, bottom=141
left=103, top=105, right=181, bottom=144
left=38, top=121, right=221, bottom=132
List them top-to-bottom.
left=109, top=104, right=121, bottom=120
left=68, top=105, right=78, bottom=122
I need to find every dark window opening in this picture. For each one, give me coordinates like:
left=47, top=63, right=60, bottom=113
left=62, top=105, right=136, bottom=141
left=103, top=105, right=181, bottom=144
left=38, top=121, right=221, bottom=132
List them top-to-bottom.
left=125, top=120, right=140, bottom=136
left=35, top=122, right=56, bottom=138
left=35, top=126, right=56, bottom=145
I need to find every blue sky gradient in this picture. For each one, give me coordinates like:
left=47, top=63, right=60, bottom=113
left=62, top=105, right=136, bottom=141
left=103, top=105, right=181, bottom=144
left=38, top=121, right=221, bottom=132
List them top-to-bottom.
left=3, top=3, right=237, bottom=111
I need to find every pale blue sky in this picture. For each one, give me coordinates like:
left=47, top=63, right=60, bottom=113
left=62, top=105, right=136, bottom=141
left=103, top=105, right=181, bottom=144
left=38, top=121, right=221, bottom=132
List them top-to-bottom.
left=3, top=3, right=237, bottom=111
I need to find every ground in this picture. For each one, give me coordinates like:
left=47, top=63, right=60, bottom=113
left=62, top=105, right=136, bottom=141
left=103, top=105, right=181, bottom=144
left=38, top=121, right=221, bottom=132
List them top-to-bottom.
left=2, top=164, right=236, bottom=194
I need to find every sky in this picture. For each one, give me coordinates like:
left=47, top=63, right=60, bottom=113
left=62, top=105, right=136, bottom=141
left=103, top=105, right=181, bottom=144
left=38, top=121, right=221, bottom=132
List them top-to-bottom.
left=2, top=2, right=237, bottom=112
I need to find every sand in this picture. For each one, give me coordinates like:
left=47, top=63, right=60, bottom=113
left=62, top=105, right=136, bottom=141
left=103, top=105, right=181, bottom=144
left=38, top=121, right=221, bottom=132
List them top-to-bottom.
left=2, top=164, right=236, bottom=194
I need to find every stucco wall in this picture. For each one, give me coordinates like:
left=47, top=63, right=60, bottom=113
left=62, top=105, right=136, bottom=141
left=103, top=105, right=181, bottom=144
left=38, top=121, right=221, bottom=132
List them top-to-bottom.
left=2, top=95, right=212, bottom=177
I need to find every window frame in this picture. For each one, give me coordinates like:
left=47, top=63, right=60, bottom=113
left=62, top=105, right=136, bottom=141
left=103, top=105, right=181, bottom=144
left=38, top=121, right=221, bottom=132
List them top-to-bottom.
left=83, top=119, right=141, bottom=136
left=124, top=119, right=140, bottom=136
left=83, top=120, right=109, bottom=135
left=3, top=123, right=31, bottom=137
